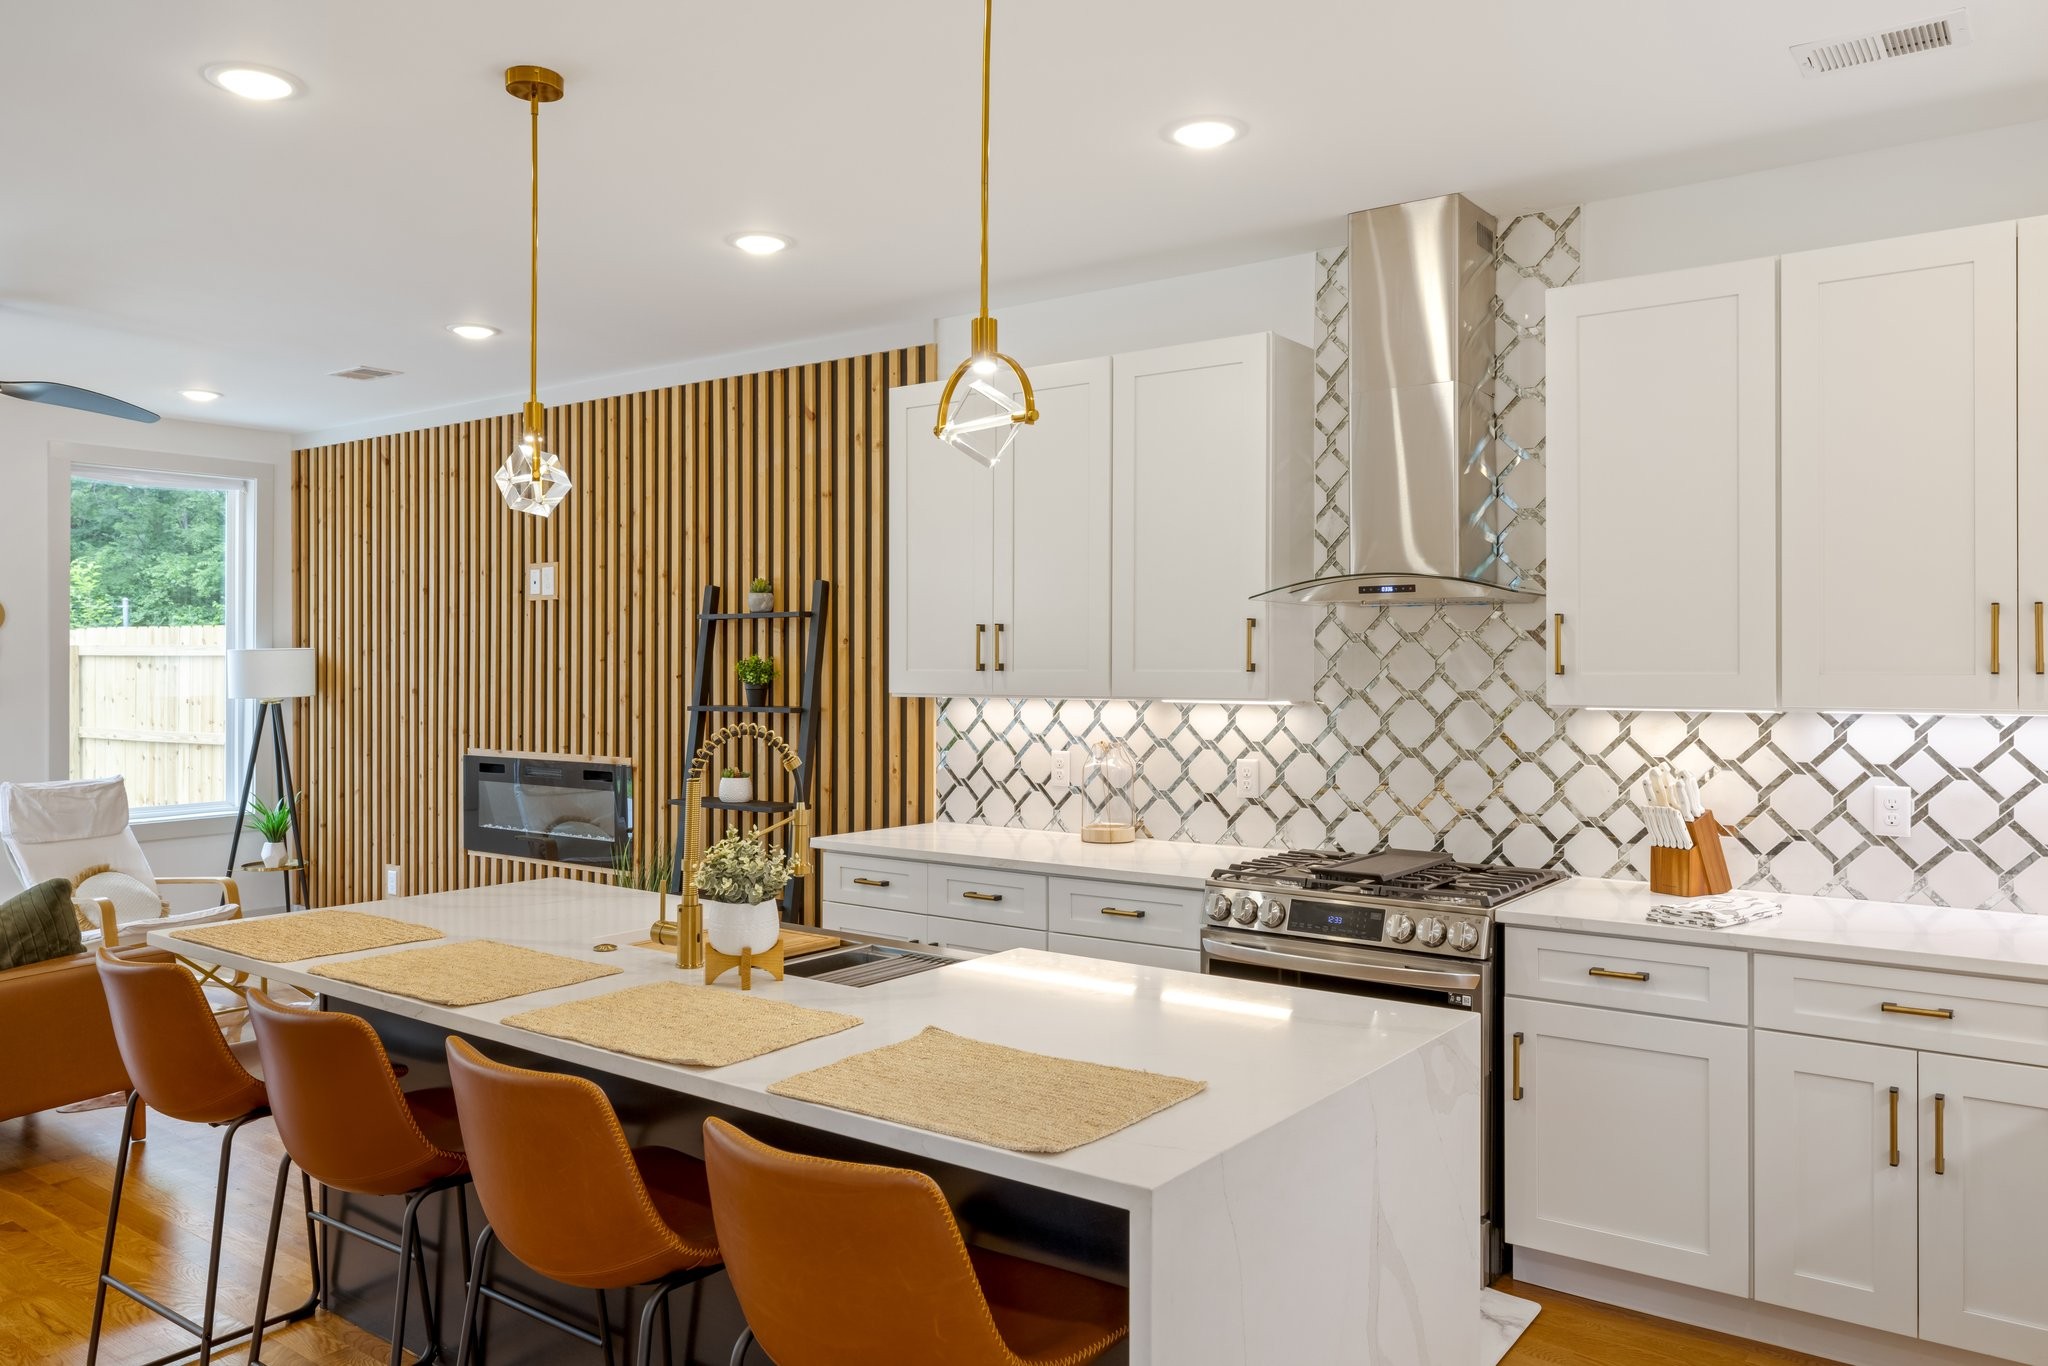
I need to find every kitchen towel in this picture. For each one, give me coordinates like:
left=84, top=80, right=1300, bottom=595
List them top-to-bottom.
left=1646, top=893, right=1782, bottom=930
left=170, top=909, right=443, bottom=963
left=310, top=939, right=620, bottom=1005
left=503, top=981, right=860, bottom=1068
left=766, top=1025, right=1206, bottom=1154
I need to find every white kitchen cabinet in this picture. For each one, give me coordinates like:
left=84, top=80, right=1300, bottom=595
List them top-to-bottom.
left=2020, top=216, right=2048, bottom=713
left=1780, top=221, right=2018, bottom=712
left=1545, top=259, right=1779, bottom=711
left=1110, top=334, right=1314, bottom=702
left=888, top=358, right=1112, bottom=697
left=1502, top=996, right=1750, bottom=1296
left=1752, top=1030, right=1918, bottom=1337
left=1919, top=1053, right=2048, bottom=1364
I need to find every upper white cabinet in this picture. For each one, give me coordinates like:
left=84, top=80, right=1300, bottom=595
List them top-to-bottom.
left=2020, top=216, right=2048, bottom=712
left=1780, top=221, right=2019, bottom=712
left=1546, top=259, right=1779, bottom=711
left=889, top=334, right=1312, bottom=701
left=1110, top=334, right=1314, bottom=702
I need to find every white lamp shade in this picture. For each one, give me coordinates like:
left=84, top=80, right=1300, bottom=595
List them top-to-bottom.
left=227, top=647, right=316, bottom=700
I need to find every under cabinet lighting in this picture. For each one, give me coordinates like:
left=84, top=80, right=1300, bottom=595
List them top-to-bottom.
left=202, top=64, right=303, bottom=101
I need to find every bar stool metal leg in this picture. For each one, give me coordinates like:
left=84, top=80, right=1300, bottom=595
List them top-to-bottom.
left=728, top=1325, right=756, bottom=1366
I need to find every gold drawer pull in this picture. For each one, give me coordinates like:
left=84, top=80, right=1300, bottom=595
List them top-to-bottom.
left=2036, top=601, right=2044, bottom=676
left=1992, top=602, right=2002, bottom=675
left=1553, top=613, right=1565, bottom=676
left=1244, top=617, right=1257, bottom=674
left=994, top=622, right=1005, bottom=671
left=975, top=623, right=987, bottom=672
left=851, top=877, right=891, bottom=888
left=962, top=891, right=1004, bottom=903
left=1099, top=906, right=1146, bottom=919
left=1588, top=967, right=1650, bottom=982
left=1881, top=1001, right=1954, bottom=1020
left=1511, top=1031, right=1524, bottom=1101
left=1888, top=1086, right=1900, bottom=1168
left=1934, top=1093, right=1946, bottom=1175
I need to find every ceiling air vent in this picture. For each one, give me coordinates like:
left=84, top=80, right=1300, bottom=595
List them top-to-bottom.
left=1790, top=10, right=1972, bottom=76
left=330, top=365, right=402, bottom=382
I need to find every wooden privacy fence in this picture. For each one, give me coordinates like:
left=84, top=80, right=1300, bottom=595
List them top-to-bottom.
left=70, top=626, right=226, bottom=809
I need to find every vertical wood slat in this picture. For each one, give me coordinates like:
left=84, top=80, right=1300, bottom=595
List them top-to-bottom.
left=291, top=346, right=936, bottom=919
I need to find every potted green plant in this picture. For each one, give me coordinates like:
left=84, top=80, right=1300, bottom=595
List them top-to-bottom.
left=746, top=576, right=774, bottom=613
left=736, top=653, right=778, bottom=707
left=717, top=767, right=754, bottom=805
left=244, top=794, right=298, bottom=869
left=693, top=831, right=791, bottom=957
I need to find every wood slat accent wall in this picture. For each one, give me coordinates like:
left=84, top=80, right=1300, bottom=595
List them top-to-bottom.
left=291, top=346, right=937, bottom=918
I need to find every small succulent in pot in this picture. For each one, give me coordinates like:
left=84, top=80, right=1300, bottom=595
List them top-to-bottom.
left=746, top=576, right=774, bottom=613
left=736, top=653, right=778, bottom=706
left=717, top=767, right=755, bottom=805
left=245, top=793, right=299, bottom=869
left=693, top=831, right=792, bottom=960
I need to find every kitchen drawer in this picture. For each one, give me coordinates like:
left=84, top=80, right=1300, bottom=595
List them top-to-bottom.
left=823, top=855, right=928, bottom=913
left=931, top=865, right=1047, bottom=930
left=1048, top=877, right=1203, bottom=950
left=820, top=900, right=924, bottom=944
left=924, top=915, right=1045, bottom=957
left=1505, top=927, right=1748, bottom=1024
left=1049, top=932, right=1201, bottom=974
left=1755, top=954, right=2048, bottom=1068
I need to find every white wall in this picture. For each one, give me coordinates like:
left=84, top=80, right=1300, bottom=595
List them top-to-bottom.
left=1579, top=115, right=2048, bottom=280
left=0, top=402, right=294, bottom=906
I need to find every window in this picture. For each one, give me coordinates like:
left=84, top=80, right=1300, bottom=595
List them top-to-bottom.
left=68, top=468, right=254, bottom=817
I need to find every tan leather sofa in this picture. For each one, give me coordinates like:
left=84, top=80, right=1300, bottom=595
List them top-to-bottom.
left=0, top=952, right=134, bottom=1126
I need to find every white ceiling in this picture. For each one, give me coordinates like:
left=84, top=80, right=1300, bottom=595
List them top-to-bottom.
left=4, top=0, right=2045, bottom=437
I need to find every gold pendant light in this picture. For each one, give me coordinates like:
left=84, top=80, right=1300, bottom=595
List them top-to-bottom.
left=932, top=0, right=1037, bottom=468
left=494, top=64, right=573, bottom=517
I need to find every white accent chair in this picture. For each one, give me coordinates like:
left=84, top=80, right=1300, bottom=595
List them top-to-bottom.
left=0, top=777, right=242, bottom=953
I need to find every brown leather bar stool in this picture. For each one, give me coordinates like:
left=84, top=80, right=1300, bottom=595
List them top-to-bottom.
left=90, top=949, right=321, bottom=1366
left=244, top=989, right=471, bottom=1366
left=443, top=1036, right=723, bottom=1366
left=702, top=1117, right=1129, bottom=1366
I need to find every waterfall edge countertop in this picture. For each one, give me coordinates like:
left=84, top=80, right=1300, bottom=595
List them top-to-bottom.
left=810, top=822, right=1255, bottom=888
left=153, top=879, right=1482, bottom=1366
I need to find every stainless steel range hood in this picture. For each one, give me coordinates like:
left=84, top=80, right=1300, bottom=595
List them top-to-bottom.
left=1259, top=194, right=1540, bottom=607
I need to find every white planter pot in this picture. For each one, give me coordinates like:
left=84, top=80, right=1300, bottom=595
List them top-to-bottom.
left=746, top=591, right=774, bottom=613
left=717, top=776, right=755, bottom=805
left=261, top=840, right=287, bottom=869
left=703, top=898, right=781, bottom=957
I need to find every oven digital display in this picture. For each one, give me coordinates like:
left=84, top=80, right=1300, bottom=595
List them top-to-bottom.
left=1286, top=900, right=1386, bottom=942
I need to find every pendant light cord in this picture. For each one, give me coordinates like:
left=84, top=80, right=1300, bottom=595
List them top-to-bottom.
left=978, top=0, right=991, bottom=324
left=529, top=94, right=542, bottom=478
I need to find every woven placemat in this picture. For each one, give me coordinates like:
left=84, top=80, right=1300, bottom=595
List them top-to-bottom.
left=169, top=910, right=442, bottom=963
left=310, top=940, right=620, bottom=1006
left=503, top=981, right=861, bottom=1068
left=767, top=1026, right=1206, bottom=1154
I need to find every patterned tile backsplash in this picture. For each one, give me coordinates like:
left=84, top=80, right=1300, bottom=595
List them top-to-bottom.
left=936, top=209, right=2048, bottom=915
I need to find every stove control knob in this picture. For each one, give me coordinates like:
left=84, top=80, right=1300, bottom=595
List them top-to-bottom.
left=1206, top=892, right=1234, bottom=923
left=1232, top=894, right=1259, bottom=926
left=1258, top=902, right=1287, bottom=929
left=1384, top=912, right=1416, bottom=944
left=1416, top=916, right=1449, bottom=948
left=1448, top=921, right=1480, bottom=953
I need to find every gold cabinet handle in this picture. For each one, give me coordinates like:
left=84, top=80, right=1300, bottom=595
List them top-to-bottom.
left=1992, top=602, right=2002, bottom=675
left=2035, top=602, right=2043, bottom=676
left=1553, top=613, right=1565, bottom=676
left=1244, top=617, right=1257, bottom=674
left=993, top=622, right=1005, bottom=671
left=974, top=623, right=987, bottom=672
left=851, top=877, right=891, bottom=888
left=962, top=890, right=1004, bottom=903
left=1099, top=906, right=1146, bottom=919
left=1588, top=967, right=1650, bottom=982
left=1881, top=1001, right=1954, bottom=1020
left=1511, top=1031, right=1524, bottom=1101
left=1888, top=1086, right=1900, bottom=1168
left=1934, top=1093, right=1946, bottom=1175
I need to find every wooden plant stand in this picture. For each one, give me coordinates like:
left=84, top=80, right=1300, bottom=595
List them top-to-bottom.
left=704, top=939, right=786, bottom=991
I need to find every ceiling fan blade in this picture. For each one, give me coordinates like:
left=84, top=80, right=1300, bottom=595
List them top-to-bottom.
left=0, top=381, right=159, bottom=423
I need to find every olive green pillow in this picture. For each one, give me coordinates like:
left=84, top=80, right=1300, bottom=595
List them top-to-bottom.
left=0, top=879, right=85, bottom=972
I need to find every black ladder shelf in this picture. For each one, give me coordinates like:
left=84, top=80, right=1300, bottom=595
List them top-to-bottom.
left=668, top=579, right=831, bottom=923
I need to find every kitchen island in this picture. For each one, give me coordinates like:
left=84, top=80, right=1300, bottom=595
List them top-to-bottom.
left=156, top=879, right=1483, bottom=1366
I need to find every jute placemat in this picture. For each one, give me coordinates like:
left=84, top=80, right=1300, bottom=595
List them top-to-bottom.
left=170, top=910, right=443, bottom=963
left=310, top=940, right=620, bottom=1006
left=503, top=981, right=861, bottom=1068
left=767, top=1026, right=1206, bottom=1154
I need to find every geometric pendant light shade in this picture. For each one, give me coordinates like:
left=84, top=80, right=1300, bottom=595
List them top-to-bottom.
left=497, top=64, right=572, bottom=517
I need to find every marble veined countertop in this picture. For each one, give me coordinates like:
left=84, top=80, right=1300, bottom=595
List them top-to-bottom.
left=810, top=822, right=1259, bottom=889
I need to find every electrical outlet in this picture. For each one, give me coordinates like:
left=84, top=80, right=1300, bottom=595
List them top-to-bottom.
left=1048, top=745, right=1086, bottom=790
left=1235, top=756, right=1272, bottom=796
left=1872, top=783, right=1912, bottom=837
left=383, top=862, right=402, bottom=897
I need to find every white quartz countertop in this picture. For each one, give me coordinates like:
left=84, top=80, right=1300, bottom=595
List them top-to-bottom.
left=810, top=822, right=1251, bottom=889
left=1502, top=878, right=2048, bottom=982
left=156, top=879, right=1474, bottom=1211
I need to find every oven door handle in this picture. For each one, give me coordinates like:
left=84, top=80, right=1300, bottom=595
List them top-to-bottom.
left=1202, top=936, right=1482, bottom=993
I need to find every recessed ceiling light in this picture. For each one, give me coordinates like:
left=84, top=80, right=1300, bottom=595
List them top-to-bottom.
left=202, top=63, right=303, bottom=102
left=1167, top=118, right=1244, bottom=150
left=728, top=232, right=792, bottom=256
left=447, top=323, right=500, bottom=341
left=180, top=389, right=222, bottom=402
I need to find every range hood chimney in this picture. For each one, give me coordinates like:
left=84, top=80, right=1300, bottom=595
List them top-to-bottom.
left=1260, top=194, right=1540, bottom=607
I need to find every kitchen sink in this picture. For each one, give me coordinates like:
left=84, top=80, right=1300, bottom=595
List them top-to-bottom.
left=783, top=943, right=954, bottom=987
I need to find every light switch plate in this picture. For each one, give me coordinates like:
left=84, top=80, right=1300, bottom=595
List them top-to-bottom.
left=526, top=562, right=558, bottom=600
left=1236, top=755, right=1272, bottom=796
left=1872, top=783, right=1912, bottom=837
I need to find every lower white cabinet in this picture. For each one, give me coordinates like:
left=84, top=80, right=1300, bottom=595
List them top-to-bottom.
left=1502, top=996, right=1750, bottom=1295
left=1753, top=1030, right=1918, bottom=1336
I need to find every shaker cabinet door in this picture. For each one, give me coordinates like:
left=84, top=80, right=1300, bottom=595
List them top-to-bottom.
left=890, top=380, right=995, bottom=696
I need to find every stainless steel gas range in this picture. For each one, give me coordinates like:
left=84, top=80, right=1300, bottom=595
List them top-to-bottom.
left=1199, top=847, right=1563, bottom=1279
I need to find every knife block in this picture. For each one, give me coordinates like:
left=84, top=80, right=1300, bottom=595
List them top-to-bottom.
left=1649, top=810, right=1734, bottom=897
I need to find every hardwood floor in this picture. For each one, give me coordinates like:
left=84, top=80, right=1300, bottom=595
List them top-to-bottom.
left=1498, top=1277, right=1846, bottom=1365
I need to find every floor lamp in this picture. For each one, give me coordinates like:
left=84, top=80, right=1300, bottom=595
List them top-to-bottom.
left=225, top=648, right=314, bottom=911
